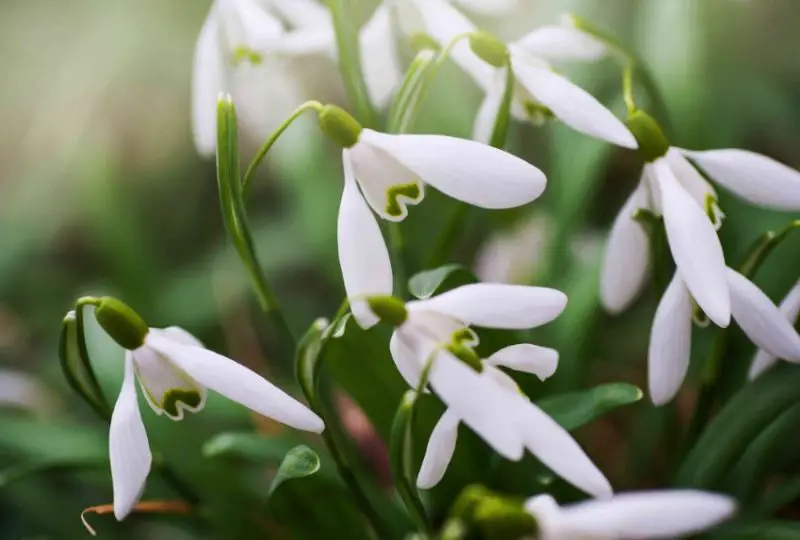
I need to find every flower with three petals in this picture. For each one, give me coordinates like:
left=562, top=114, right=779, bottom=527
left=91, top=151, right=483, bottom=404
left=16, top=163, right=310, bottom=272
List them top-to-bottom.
left=648, top=270, right=800, bottom=405
left=416, top=343, right=612, bottom=499
left=526, top=490, right=735, bottom=540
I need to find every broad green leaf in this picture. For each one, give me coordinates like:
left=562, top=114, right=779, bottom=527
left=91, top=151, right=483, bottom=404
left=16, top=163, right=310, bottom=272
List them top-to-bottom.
left=408, top=264, right=476, bottom=300
left=677, top=363, right=800, bottom=489
left=537, top=383, right=643, bottom=431
left=202, top=432, right=311, bottom=463
left=269, top=445, right=321, bottom=496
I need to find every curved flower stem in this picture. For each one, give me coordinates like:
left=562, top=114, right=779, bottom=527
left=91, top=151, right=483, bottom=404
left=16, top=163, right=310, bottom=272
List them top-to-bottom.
left=326, top=0, right=377, bottom=128
left=217, top=98, right=297, bottom=363
left=242, top=101, right=323, bottom=201
left=685, top=219, right=800, bottom=453
left=296, top=306, right=392, bottom=540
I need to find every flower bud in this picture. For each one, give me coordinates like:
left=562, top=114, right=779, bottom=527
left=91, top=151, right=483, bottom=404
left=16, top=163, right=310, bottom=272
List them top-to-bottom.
left=408, top=32, right=441, bottom=54
left=469, top=32, right=509, bottom=68
left=318, top=105, right=363, bottom=149
left=626, top=109, right=670, bottom=162
left=366, top=296, right=408, bottom=327
left=95, top=297, right=149, bottom=350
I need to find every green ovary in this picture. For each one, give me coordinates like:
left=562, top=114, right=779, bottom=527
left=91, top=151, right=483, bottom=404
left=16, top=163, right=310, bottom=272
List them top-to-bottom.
left=385, top=182, right=422, bottom=219
left=162, top=389, right=203, bottom=418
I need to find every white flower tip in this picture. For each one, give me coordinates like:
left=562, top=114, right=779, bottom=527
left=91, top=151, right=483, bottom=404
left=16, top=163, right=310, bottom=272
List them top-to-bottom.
left=705, top=298, right=732, bottom=329
left=649, top=384, right=676, bottom=407
left=305, top=413, right=326, bottom=434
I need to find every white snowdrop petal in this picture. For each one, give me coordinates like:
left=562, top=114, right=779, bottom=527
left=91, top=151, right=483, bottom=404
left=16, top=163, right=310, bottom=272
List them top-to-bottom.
left=219, top=0, right=283, bottom=54
left=267, top=0, right=330, bottom=29
left=412, top=0, right=495, bottom=91
left=452, top=0, right=519, bottom=16
left=359, top=3, right=403, bottom=109
left=192, top=13, right=226, bottom=157
left=513, top=26, right=606, bottom=61
left=274, top=27, right=334, bottom=56
left=510, top=53, right=637, bottom=149
left=472, top=70, right=507, bottom=144
left=360, top=130, right=546, bottom=209
left=665, top=147, right=717, bottom=208
left=682, top=149, right=800, bottom=210
left=338, top=152, right=393, bottom=328
left=655, top=159, right=731, bottom=327
left=600, top=180, right=651, bottom=313
left=728, top=270, right=800, bottom=362
left=648, top=274, right=694, bottom=406
left=749, top=280, right=800, bottom=380
left=416, top=284, right=567, bottom=329
left=158, top=327, right=205, bottom=348
left=389, top=331, right=424, bottom=389
left=147, top=334, right=325, bottom=433
left=486, top=344, right=558, bottom=381
left=428, top=350, right=524, bottom=460
left=110, top=353, right=152, bottom=521
left=513, top=397, right=613, bottom=499
left=417, top=410, right=460, bottom=489
left=543, top=490, right=735, bottom=539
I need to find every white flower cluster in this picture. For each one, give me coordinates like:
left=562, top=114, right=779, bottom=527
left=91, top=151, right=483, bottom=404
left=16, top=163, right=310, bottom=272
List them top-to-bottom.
left=85, top=0, right=800, bottom=537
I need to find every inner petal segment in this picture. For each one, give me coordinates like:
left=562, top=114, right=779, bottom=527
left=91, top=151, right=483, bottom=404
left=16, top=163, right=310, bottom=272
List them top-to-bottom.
left=132, top=347, right=207, bottom=421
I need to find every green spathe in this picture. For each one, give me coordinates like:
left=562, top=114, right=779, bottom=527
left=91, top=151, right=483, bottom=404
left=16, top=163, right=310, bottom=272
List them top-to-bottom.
left=469, top=32, right=509, bottom=68
left=318, top=105, right=363, bottom=149
left=626, top=109, right=670, bottom=162
left=366, top=296, right=408, bottom=327
left=95, top=297, right=149, bottom=350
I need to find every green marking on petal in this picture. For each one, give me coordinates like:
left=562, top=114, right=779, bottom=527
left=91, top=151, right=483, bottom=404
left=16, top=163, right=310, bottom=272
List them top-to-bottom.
left=231, top=46, right=263, bottom=66
left=523, top=101, right=555, bottom=125
left=385, top=182, right=423, bottom=219
left=704, top=193, right=725, bottom=231
left=692, top=300, right=710, bottom=328
left=452, top=327, right=479, bottom=348
left=446, top=343, right=483, bottom=373
left=162, top=389, right=203, bottom=419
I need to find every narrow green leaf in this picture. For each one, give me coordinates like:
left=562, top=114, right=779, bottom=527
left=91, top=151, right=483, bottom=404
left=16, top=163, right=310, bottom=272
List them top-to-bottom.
left=488, top=66, right=515, bottom=149
left=738, top=219, right=800, bottom=278
left=408, top=264, right=476, bottom=300
left=295, top=317, right=330, bottom=406
left=677, top=363, right=800, bottom=489
left=536, top=383, right=643, bottom=431
left=390, top=391, right=431, bottom=533
left=202, top=433, right=309, bottom=463
left=269, top=445, right=321, bottom=496
left=0, top=459, right=107, bottom=491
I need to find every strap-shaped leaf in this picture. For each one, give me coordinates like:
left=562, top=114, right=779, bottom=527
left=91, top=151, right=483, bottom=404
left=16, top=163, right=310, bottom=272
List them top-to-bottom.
left=537, top=383, right=643, bottom=431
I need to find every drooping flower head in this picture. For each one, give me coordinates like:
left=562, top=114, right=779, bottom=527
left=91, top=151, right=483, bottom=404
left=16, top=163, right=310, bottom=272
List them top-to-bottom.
left=77, top=297, right=323, bottom=520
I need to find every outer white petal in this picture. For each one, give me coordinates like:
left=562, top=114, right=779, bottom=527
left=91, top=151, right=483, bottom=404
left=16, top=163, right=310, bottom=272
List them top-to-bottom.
left=218, top=0, right=283, bottom=53
left=267, top=0, right=330, bottom=29
left=411, top=0, right=494, bottom=91
left=359, top=3, right=403, bottom=109
left=192, top=13, right=226, bottom=157
left=513, top=26, right=606, bottom=62
left=274, top=27, right=334, bottom=56
left=510, top=52, right=637, bottom=149
left=472, top=70, right=507, bottom=144
left=360, top=130, right=546, bottom=208
left=665, top=147, right=717, bottom=208
left=682, top=148, right=800, bottom=210
left=338, top=151, right=393, bottom=328
left=655, top=159, right=731, bottom=327
left=600, top=181, right=651, bottom=313
left=728, top=269, right=800, bottom=362
left=648, top=274, right=693, bottom=406
left=749, top=280, right=800, bottom=380
left=412, top=283, right=567, bottom=329
left=157, top=326, right=204, bottom=348
left=389, top=331, right=424, bottom=389
left=146, top=334, right=325, bottom=433
left=485, top=344, right=558, bottom=381
left=428, top=350, right=524, bottom=460
left=110, top=353, right=152, bottom=521
left=512, top=395, right=613, bottom=498
left=417, top=409, right=460, bottom=489
left=532, top=490, right=735, bottom=540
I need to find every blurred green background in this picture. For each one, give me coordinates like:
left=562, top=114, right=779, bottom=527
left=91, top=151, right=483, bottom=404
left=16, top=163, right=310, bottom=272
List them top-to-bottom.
left=1, top=0, right=799, bottom=537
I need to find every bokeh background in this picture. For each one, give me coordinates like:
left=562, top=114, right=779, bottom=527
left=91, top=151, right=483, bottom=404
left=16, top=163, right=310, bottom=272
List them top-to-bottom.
left=1, top=0, right=799, bottom=537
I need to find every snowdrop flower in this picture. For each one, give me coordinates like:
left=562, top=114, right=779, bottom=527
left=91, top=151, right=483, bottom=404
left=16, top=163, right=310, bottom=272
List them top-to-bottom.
left=192, top=0, right=285, bottom=156
left=466, top=21, right=637, bottom=148
left=323, top=105, right=545, bottom=321
left=602, top=115, right=800, bottom=317
left=649, top=269, right=800, bottom=405
left=748, top=279, right=800, bottom=380
left=83, top=297, right=324, bottom=520
left=417, top=343, right=612, bottom=498
left=526, top=490, right=735, bottom=540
